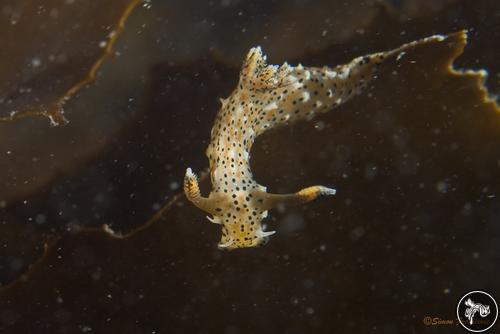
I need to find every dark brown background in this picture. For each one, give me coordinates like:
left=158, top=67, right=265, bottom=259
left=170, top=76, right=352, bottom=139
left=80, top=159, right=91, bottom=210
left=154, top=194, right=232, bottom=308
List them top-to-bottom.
left=0, top=0, right=499, bottom=333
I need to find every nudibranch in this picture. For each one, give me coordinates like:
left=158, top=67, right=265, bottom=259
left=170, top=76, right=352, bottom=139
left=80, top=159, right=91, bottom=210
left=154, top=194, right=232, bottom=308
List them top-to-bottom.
left=184, top=34, right=447, bottom=250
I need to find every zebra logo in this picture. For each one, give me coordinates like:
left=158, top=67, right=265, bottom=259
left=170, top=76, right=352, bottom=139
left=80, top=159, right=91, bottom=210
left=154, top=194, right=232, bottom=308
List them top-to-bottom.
left=457, top=291, right=498, bottom=332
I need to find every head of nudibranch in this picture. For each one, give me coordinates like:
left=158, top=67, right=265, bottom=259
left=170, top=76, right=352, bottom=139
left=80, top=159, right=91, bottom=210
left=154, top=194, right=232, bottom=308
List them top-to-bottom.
left=184, top=167, right=335, bottom=250
left=183, top=168, right=277, bottom=250
left=212, top=197, right=277, bottom=250
left=216, top=211, right=276, bottom=250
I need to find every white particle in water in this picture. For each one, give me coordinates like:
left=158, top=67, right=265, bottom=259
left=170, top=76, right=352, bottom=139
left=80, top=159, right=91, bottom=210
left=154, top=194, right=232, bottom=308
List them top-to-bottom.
left=49, top=8, right=59, bottom=19
left=31, top=57, right=41, bottom=68
left=314, top=120, right=325, bottom=131
left=436, top=180, right=448, bottom=193
left=169, top=181, right=180, bottom=190
left=35, top=214, right=47, bottom=224
left=350, top=226, right=365, bottom=241
left=80, top=326, right=92, bottom=333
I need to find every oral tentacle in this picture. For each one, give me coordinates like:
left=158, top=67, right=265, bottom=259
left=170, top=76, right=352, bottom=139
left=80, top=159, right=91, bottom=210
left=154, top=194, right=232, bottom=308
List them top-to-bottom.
left=217, top=237, right=234, bottom=249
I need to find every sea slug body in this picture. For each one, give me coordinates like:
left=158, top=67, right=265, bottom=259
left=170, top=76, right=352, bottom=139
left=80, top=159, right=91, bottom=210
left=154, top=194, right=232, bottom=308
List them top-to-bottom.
left=184, top=34, right=448, bottom=250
